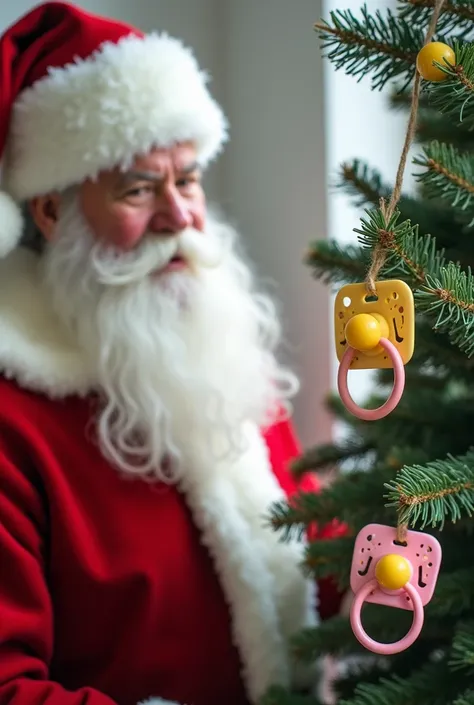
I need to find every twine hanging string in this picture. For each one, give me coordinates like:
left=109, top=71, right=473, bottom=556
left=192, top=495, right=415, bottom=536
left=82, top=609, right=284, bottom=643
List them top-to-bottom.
left=361, top=0, right=447, bottom=543
left=365, top=0, right=447, bottom=298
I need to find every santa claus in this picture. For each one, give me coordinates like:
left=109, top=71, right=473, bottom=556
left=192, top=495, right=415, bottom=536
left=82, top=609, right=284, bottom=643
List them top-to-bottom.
left=0, top=3, right=342, bottom=705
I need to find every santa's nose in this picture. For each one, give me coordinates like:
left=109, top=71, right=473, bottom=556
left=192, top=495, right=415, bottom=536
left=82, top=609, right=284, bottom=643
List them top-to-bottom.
left=149, top=187, right=193, bottom=235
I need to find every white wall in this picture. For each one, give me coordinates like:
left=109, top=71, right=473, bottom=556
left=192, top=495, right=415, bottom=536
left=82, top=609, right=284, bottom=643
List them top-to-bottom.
left=1, top=0, right=332, bottom=449
left=218, top=0, right=332, bottom=447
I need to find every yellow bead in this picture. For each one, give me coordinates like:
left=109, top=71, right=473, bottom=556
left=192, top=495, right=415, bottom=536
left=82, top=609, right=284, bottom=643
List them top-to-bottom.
left=416, top=42, right=455, bottom=82
left=345, top=313, right=381, bottom=352
left=375, top=554, right=411, bottom=591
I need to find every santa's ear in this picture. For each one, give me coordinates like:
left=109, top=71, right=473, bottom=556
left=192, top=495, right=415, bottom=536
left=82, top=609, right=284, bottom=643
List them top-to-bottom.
left=29, top=194, right=61, bottom=242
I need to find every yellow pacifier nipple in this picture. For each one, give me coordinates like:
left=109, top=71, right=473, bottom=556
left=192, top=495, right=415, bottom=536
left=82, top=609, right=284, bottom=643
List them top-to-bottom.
left=345, top=313, right=389, bottom=353
left=375, top=554, right=411, bottom=591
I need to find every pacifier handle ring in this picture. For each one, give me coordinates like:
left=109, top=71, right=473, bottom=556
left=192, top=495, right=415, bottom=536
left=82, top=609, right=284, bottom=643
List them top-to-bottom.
left=337, top=337, right=405, bottom=421
left=350, top=578, right=424, bottom=655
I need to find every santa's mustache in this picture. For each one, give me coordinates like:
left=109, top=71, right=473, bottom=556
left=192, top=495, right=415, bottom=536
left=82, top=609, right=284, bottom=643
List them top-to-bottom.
left=89, top=228, right=223, bottom=286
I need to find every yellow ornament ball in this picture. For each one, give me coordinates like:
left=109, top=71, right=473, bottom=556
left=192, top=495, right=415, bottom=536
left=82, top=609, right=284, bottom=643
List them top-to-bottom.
left=416, top=42, right=455, bottom=82
left=345, top=313, right=381, bottom=352
left=375, top=554, right=411, bottom=591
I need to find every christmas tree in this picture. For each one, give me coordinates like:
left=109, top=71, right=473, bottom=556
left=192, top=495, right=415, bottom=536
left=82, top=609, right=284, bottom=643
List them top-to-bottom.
left=261, top=2, right=474, bottom=704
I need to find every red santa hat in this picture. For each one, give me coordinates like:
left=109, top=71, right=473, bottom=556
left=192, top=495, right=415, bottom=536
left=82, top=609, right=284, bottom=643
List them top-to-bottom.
left=0, top=1, right=228, bottom=257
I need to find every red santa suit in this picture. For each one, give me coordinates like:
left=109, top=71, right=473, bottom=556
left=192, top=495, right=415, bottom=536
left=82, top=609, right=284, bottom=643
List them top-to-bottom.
left=0, top=249, right=344, bottom=705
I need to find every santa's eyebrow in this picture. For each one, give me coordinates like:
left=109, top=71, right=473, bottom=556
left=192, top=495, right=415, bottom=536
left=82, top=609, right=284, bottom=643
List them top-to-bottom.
left=179, top=160, right=201, bottom=174
left=118, top=162, right=201, bottom=187
left=118, top=170, right=164, bottom=185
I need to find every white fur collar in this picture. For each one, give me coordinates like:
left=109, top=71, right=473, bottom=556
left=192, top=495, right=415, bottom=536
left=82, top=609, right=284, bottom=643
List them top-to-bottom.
left=0, top=247, right=318, bottom=702
left=0, top=247, right=96, bottom=397
left=177, top=421, right=317, bottom=702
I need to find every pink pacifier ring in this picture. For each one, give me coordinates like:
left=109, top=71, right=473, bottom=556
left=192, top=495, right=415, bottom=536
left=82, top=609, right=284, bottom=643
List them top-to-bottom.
left=338, top=337, right=405, bottom=421
left=350, top=578, right=424, bottom=655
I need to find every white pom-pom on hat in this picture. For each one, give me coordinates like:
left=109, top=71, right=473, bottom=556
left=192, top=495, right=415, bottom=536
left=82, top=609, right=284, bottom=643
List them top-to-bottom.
left=0, top=191, right=24, bottom=258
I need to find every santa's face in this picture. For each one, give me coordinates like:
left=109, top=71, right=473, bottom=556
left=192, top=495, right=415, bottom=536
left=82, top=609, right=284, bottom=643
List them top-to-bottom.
left=79, top=142, right=207, bottom=263
left=39, top=148, right=298, bottom=483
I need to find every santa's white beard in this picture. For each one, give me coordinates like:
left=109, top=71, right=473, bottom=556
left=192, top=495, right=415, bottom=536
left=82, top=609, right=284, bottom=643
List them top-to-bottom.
left=41, top=190, right=299, bottom=481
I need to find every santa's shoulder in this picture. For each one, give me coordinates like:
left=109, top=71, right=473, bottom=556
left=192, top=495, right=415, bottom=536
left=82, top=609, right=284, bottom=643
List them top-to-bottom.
left=0, top=375, right=94, bottom=453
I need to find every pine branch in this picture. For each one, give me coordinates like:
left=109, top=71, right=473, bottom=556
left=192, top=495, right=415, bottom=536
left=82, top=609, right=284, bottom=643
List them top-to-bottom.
left=398, top=0, right=474, bottom=36
left=314, top=7, right=421, bottom=90
left=424, top=41, right=474, bottom=131
left=389, top=87, right=432, bottom=111
left=416, top=111, right=474, bottom=150
left=414, top=141, right=474, bottom=225
left=340, top=159, right=466, bottom=254
left=338, top=160, right=390, bottom=207
left=354, top=205, right=447, bottom=286
left=356, top=206, right=474, bottom=358
left=305, top=239, right=369, bottom=287
left=415, top=263, right=474, bottom=357
left=399, top=320, right=474, bottom=378
left=376, top=359, right=447, bottom=390
left=367, top=389, right=474, bottom=463
left=325, top=393, right=367, bottom=428
left=291, top=438, right=375, bottom=478
left=382, top=445, right=434, bottom=471
left=384, top=449, right=474, bottom=529
left=267, top=466, right=399, bottom=541
left=304, top=536, right=355, bottom=591
left=428, top=568, right=474, bottom=617
left=293, top=610, right=450, bottom=663
left=290, top=615, right=359, bottom=660
left=450, top=622, right=474, bottom=671
left=332, top=637, right=439, bottom=701
left=339, top=658, right=460, bottom=705
left=333, top=669, right=390, bottom=705
left=259, top=686, right=322, bottom=705
left=453, top=691, right=474, bottom=705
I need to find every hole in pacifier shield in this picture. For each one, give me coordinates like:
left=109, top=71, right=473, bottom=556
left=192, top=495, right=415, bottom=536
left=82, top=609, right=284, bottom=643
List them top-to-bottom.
left=357, top=602, right=412, bottom=644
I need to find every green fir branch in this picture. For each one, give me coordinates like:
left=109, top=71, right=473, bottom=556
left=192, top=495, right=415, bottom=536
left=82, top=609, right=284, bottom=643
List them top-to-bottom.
left=398, top=0, right=474, bottom=36
left=314, top=6, right=422, bottom=90
left=424, top=41, right=474, bottom=131
left=389, top=86, right=432, bottom=110
left=389, top=86, right=474, bottom=148
left=416, top=111, right=474, bottom=150
left=414, top=141, right=474, bottom=223
left=340, top=159, right=464, bottom=252
left=337, top=160, right=390, bottom=207
left=354, top=206, right=446, bottom=285
left=356, top=207, right=474, bottom=357
left=305, top=240, right=369, bottom=287
left=415, top=263, right=474, bottom=357
left=413, top=316, right=474, bottom=378
left=355, top=391, right=474, bottom=470
left=325, top=392, right=366, bottom=428
left=291, top=438, right=374, bottom=478
left=384, top=450, right=474, bottom=529
left=267, top=465, right=399, bottom=541
left=303, top=536, right=355, bottom=591
left=428, top=568, right=474, bottom=617
left=292, top=610, right=450, bottom=662
left=450, top=622, right=474, bottom=671
left=332, top=638, right=441, bottom=701
left=338, top=659, right=459, bottom=705
left=333, top=670, right=392, bottom=705
left=259, top=686, right=322, bottom=705
left=453, top=691, right=474, bottom=705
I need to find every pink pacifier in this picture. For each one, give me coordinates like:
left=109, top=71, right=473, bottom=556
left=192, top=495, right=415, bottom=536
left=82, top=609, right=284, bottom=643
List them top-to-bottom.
left=349, top=523, right=442, bottom=655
